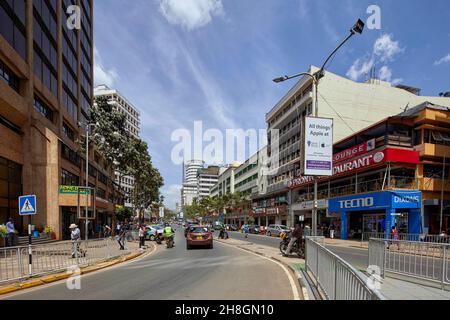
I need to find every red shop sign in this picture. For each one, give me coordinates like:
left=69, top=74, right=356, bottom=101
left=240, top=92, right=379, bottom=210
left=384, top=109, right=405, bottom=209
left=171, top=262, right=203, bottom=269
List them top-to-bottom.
left=333, top=138, right=376, bottom=163
left=289, top=148, right=419, bottom=189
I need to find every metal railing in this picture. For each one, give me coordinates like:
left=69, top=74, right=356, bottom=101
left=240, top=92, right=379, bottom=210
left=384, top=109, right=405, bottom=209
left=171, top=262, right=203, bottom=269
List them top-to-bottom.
left=362, top=232, right=450, bottom=243
left=305, top=236, right=384, bottom=300
left=0, top=237, right=134, bottom=285
left=368, top=238, right=450, bottom=289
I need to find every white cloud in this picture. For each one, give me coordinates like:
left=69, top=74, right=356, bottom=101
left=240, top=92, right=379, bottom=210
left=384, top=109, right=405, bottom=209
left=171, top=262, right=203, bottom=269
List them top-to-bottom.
left=159, top=0, right=224, bottom=31
left=347, top=34, right=404, bottom=82
left=373, top=34, right=403, bottom=62
left=94, top=47, right=119, bottom=87
left=434, top=53, right=450, bottom=65
left=346, top=58, right=374, bottom=81
left=378, top=65, right=392, bottom=81
left=162, top=184, right=182, bottom=210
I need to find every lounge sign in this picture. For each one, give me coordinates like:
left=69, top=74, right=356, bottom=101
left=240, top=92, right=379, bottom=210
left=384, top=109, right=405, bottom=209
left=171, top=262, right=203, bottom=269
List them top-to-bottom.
left=289, top=148, right=420, bottom=189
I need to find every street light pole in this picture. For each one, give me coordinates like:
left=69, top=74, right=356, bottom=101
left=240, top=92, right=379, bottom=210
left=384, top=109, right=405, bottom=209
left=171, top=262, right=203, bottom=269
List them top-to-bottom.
left=273, top=19, right=364, bottom=236
left=85, top=125, right=89, bottom=241
left=440, top=155, right=446, bottom=234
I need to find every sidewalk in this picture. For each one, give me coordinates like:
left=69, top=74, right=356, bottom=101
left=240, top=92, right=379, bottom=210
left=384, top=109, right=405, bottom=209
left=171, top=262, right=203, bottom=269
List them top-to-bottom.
left=324, top=238, right=368, bottom=249
left=0, top=240, right=151, bottom=295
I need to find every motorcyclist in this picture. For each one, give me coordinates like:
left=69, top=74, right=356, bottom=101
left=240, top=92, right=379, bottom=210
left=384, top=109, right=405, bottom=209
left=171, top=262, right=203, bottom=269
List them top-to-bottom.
left=163, top=223, right=175, bottom=247
left=283, top=223, right=303, bottom=257
left=219, top=224, right=229, bottom=239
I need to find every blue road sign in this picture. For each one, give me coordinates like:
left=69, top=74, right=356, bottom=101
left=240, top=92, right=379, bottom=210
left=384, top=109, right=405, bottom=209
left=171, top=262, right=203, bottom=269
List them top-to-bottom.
left=19, top=195, right=37, bottom=216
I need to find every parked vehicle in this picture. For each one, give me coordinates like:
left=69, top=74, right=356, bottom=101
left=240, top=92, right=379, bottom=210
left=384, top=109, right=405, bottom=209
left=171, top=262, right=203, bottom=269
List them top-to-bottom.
left=266, top=224, right=290, bottom=237
left=145, top=225, right=164, bottom=241
left=249, top=225, right=260, bottom=234
left=186, top=226, right=213, bottom=250
left=279, top=232, right=304, bottom=258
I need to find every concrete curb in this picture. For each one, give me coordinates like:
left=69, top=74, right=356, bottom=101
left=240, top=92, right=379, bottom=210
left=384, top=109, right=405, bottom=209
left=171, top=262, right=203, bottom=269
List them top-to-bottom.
left=0, top=244, right=154, bottom=296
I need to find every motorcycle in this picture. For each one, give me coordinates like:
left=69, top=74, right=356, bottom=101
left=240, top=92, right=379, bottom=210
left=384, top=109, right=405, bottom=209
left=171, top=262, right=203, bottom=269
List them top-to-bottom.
left=218, top=228, right=229, bottom=239
left=155, top=232, right=164, bottom=245
left=279, top=232, right=305, bottom=258
left=166, top=235, right=174, bottom=248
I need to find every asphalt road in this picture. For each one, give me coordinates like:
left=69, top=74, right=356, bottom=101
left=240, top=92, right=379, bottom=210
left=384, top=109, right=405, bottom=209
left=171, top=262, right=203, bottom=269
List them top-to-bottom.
left=2, top=229, right=297, bottom=300
left=228, top=231, right=369, bottom=270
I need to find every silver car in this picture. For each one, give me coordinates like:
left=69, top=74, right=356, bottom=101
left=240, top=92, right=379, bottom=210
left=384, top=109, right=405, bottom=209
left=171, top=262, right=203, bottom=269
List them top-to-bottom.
left=266, top=224, right=290, bottom=237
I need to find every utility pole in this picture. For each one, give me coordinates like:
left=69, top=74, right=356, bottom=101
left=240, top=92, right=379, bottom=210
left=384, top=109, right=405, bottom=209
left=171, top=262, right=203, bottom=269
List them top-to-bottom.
left=85, top=126, right=89, bottom=241
left=440, top=155, right=446, bottom=234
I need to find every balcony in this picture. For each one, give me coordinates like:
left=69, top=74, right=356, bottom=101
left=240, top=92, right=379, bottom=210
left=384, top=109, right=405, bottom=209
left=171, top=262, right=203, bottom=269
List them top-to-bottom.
left=415, top=143, right=450, bottom=157
left=295, top=176, right=418, bottom=202
left=418, top=177, right=450, bottom=192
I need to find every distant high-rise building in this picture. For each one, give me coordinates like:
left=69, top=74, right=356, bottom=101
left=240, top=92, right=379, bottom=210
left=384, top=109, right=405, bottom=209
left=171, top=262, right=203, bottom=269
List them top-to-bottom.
left=94, top=85, right=141, bottom=208
left=181, top=160, right=204, bottom=207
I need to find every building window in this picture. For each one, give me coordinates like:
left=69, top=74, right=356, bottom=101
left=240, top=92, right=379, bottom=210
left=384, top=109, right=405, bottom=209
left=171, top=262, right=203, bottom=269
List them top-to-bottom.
left=0, top=1, right=26, bottom=60
left=0, top=59, right=20, bottom=92
left=33, top=95, right=54, bottom=122
left=62, top=122, right=75, bottom=142
left=61, top=143, right=81, bottom=166
left=61, top=169, right=79, bottom=186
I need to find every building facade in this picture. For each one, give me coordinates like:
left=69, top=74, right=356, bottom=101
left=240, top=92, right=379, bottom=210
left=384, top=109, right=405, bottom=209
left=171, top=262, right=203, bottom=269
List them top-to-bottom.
left=0, top=0, right=123, bottom=240
left=260, top=65, right=450, bottom=228
left=93, top=84, right=141, bottom=208
left=288, top=102, right=450, bottom=239
left=181, top=160, right=204, bottom=207
left=197, top=166, right=220, bottom=199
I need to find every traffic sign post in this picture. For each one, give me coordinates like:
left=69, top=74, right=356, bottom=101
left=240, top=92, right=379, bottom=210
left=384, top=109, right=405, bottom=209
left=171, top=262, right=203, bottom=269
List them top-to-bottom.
left=19, top=195, right=37, bottom=276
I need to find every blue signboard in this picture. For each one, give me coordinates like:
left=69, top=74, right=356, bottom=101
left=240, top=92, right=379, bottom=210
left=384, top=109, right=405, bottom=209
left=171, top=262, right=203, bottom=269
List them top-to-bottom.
left=328, top=190, right=421, bottom=213
left=19, top=195, right=37, bottom=216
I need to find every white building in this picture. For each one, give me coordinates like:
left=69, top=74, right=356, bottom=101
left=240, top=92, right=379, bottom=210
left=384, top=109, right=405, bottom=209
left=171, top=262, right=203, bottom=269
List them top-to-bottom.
left=265, top=65, right=450, bottom=194
left=94, top=85, right=141, bottom=208
left=181, top=160, right=204, bottom=207
left=210, top=162, right=241, bottom=198
left=197, top=166, right=221, bottom=199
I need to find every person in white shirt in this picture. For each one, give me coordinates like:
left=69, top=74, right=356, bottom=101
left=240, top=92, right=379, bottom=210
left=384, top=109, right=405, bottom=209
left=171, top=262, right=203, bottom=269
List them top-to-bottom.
left=70, top=224, right=81, bottom=258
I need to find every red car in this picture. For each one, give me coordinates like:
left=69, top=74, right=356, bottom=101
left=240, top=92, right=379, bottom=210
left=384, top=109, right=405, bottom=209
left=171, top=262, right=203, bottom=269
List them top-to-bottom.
left=186, top=226, right=213, bottom=250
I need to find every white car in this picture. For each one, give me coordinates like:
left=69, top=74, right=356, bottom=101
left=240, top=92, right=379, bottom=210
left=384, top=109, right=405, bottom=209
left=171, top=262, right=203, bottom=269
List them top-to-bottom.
left=266, top=224, right=290, bottom=237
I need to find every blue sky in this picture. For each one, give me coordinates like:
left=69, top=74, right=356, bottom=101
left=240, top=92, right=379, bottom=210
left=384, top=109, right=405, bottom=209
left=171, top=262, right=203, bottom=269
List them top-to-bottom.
left=93, top=0, right=450, bottom=210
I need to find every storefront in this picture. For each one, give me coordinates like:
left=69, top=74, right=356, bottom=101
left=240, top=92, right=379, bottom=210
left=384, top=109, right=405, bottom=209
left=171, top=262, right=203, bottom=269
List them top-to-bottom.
left=328, top=190, right=422, bottom=240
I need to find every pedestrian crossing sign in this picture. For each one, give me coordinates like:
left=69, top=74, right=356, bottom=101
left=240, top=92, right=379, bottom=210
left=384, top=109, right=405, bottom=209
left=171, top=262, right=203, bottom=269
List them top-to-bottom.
left=19, top=195, right=37, bottom=215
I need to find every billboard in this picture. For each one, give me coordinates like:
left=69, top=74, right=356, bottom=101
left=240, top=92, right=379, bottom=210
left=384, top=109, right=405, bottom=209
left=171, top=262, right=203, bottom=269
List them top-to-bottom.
left=304, top=117, right=333, bottom=176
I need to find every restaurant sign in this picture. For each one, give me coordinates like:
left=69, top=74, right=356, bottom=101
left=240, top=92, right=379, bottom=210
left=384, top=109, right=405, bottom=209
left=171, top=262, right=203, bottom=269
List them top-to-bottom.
left=289, top=148, right=419, bottom=189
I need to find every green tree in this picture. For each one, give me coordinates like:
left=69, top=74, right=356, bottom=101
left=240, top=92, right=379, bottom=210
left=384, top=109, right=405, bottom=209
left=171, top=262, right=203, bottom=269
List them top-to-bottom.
left=115, top=206, right=133, bottom=222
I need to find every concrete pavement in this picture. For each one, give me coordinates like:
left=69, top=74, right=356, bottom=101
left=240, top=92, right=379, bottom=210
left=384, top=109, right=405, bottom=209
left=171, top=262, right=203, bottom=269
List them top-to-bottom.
left=1, top=229, right=300, bottom=300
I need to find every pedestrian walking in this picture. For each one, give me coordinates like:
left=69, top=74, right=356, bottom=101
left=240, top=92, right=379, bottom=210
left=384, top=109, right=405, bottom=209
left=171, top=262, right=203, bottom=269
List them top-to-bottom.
left=6, top=218, right=15, bottom=247
left=116, top=222, right=121, bottom=236
left=243, top=223, right=249, bottom=239
left=330, top=223, right=336, bottom=239
left=69, top=224, right=82, bottom=258
left=117, top=224, right=125, bottom=250
left=139, top=224, right=146, bottom=249
left=103, top=225, right=111, bottom=238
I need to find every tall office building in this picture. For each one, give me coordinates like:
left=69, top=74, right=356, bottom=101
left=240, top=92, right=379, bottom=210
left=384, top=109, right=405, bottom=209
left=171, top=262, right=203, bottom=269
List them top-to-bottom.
left=0, top=0, right=123, bottom=240
left=94, top=84, right=141, bottom=208
left=181, top=160, right=204, bottom=207
left=197, top=166, right=220, bottom=199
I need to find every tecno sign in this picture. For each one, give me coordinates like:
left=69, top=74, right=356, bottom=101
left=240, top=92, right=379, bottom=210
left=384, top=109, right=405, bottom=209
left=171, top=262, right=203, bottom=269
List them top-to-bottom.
left=339, top=197, right=374, bottom=209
